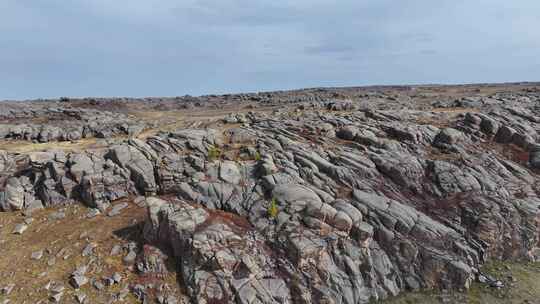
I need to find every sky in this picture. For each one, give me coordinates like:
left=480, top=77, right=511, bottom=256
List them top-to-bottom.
left=1, top=0, right=539, bottom=100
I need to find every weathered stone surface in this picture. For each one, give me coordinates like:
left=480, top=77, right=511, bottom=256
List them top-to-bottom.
left=2, top=86, right=540, bottom=303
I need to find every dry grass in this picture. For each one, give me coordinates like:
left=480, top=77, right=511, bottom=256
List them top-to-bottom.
left=431, top=107, right=481, bottom=114
left=0, top=137, right=115, bottom=153
left=0, top=200, right=181, bottom=303
left=380, top=261, right=540, bottom=304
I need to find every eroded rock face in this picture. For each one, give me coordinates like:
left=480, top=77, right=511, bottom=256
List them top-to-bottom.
left=2, top=85, right=540, bottom=303
left=0, top=106, right=146, bottom=142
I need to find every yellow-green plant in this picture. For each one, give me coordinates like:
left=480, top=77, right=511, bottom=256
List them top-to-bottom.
left=208, top=145, right=221, bottom=161
left=254, top=151, right=262, bottom=161
left=268, top=198, right=279, bottom=219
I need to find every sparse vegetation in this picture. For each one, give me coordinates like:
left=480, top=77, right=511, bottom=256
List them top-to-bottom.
left=208, top=145, right=222, bottom=161
left=254, top=151, right=262, bottom=161
left=267, top=198, right=279, bottom=219
left=379, top=261, right=540, bottom=304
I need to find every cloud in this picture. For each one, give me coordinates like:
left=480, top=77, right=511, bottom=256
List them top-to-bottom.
left=0, top=0, right=539, bottom=99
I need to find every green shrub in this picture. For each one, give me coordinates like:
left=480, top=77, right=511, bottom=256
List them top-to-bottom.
left=208, top=146, right=221, bottom=161
left=254, top=151, right=262, bottom=161
left=268, top=198, right=279, bottom=219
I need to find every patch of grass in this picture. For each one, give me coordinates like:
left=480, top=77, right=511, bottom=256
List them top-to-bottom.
left=380, top=261, right=540, bottom=304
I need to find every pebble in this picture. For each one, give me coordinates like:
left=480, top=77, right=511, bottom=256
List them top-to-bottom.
left=134, top=196, right=146, bottom=207
left=107, top=202, right=129, bottom=217
left=86, top=208, right=101, bottom=218
left=48, top=211, right=66, bottom=220
left=12, top=223, right=28, bottom=235
left=82, top=243, right=97, bottom=257
left=110, top=244, right=122, bottom=256
left=31, top=250, right=44, bottom=260
left=123, top=250, right=137, bottom=264
left=47, top=257, right=56, bottom=266
left=112, top=272, right=122, bottom=284
left=70, top=275, right=89, bottom=289
left=92, top=279, right=105, bottom=291
left=1, top=284, right=15, bottom=295
left=74, top=291, right=87, bottom=303
left=50, top=292, right=63, bottom=303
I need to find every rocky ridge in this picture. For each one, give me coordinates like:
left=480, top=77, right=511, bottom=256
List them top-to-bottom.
left=1, top=83, right=540, bottom=303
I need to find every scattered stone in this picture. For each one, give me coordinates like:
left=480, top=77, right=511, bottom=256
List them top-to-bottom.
left=134, top=196, right=146, bottom=207
left=107, top=202, right=129, bottom=217
left=86, top=208, right=101, bottom=218
left=48, top=211, right=66, bottom=220
left=12, top=223, right=28, bottom=235
left=82, top=243, right=97, bottom=257
left=110, top=244, right=122, bottom=256
left=31, top=250, right=44, bottom=260
left=123, top=250, right=137, bottom=264
left=112, top=272, right=122, bottom=284
left=70, top=275, right=89, bottom=289
left=92, top=279, right=105, bottom=291
left=1, top=284, right=15, bottom=295
left=74, top=291, right=87, bottom=304
left=50, top=292, right=63, bottom=303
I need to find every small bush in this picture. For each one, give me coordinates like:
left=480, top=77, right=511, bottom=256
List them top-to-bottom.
left=208, top=146, right=221, bottom=161
left=254, top=151, right=261, bottom=161
left=268, top=198, right=279, bottom=219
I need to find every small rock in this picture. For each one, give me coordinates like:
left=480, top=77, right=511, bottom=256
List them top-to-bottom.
left=134, top=196, right=146, bottom=207
left=108, top=202, right=129, bottom=217
left=86, top=208, right=101, bottom=218
left=49, top=211, right=66, bottom=220
left=12, top=223, right=28, bottom=235
left=82, top=243, right=97, bottom=257
left=110, top=244, right=122, bottom=256
left=31, top=250, right=44, bottom=260
left=123, top=250, right=137, bottom=264
left=47, top=257, right=57, bottom=266
left=72, top=265, right=88, bottom=277
left=112, top=272, right=122, bottom=284
left=70, top=275, right=89, bottom=289
left=104, top=277, right=115, bottom=286
left=92, top=279, right=105, bottom=290
left=490, top=280, right=504, bottom=289
left=1, top=284, right=15, bottom=295
left=49, top=284, right=65, bottom=294
left=117, top=286, right=130, bottom=301
left=74, top=291, right=87, bottom=304
left=50, top=292, right=63, bottom=303
left=165, top=295, right=179, bottom=304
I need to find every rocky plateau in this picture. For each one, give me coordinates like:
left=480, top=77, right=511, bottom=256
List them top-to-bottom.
left=1, top=83, right=540, bottom=304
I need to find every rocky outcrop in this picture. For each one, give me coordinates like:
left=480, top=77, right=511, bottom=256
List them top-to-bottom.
left=2, top=85, right=540, bottom=303
left=0, top=106, right=146, bottom=142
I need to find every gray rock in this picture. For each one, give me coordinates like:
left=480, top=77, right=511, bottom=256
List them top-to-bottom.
left=219, top=161, right=241, bottom=184
left=3, top=177, right=24, bottom=211
left=108, top=202, right=129, bottom=217
left=12, top=223, right=28, bottom=235
left=82, top=243, right=97, bottom=257
left=31, top=250, right=44, bottom=260
left=70, top=275, right=89, bottom=289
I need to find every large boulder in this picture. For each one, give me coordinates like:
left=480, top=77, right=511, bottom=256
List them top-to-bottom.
left=108, top=144, right=157, bottom=195
left=1, top=177, right=24, bottom=211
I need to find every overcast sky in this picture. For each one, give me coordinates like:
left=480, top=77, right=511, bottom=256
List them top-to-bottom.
left=1, top=0, right=539, bottom=100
